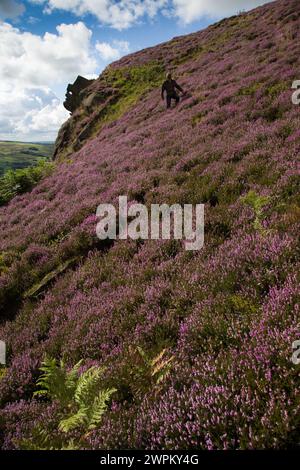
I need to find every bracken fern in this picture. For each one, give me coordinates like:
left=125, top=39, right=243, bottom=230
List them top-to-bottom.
left=21, top=358, right=116, bottom=449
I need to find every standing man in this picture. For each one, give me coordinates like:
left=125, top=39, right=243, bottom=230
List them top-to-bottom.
left=161, top=72, right=185, bottom=109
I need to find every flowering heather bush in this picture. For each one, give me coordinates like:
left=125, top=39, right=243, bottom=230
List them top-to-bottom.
left=0, top=0, right=300, bottom=449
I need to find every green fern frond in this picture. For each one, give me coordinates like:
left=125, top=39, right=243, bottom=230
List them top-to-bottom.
left=34, top=357, right=75, bottom=406
left=35, top=357, right=58, bottom=394
left=31, top=358, right=116, bottom=448
left=65, top=359, right=84, bottom=393
left=74, top=366, right=106, bottom=406
left=87, top=388, right=117, bottom=430
left=32, top=389, right=49, bottom=398
left=59, top=408, right=88, bottom=433
left=61, top=439, right=78, bottom=450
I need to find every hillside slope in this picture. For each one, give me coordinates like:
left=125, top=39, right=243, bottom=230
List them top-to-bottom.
left=0, top=0, right=299, bottom=449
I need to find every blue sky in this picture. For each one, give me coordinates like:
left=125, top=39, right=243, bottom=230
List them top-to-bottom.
left=0, top=0, right=272, bottom=141
left=15, top=2, right=209, bottom=45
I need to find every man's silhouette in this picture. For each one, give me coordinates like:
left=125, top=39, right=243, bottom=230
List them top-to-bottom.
left=161, top=73, right=184, bottom=109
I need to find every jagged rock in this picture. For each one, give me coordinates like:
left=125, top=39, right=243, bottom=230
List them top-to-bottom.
left=63, top=75, right=95, bottom=114
left=53, top=77, right=115, bottom=159
left=81, top=87, right=116, bottom=113
left=77, top=93, right=120, bottom=144
left=53, top=118, right=73, bottom=159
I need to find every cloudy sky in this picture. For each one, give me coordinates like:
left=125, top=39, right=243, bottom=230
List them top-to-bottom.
left=0, top=0, right=272, bottom=142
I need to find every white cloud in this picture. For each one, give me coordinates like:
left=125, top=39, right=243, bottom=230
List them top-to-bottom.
left=0, top=0, right=25, bottom=20
left=30, top=0, right=168, bottom=30
left=30, top=0, right=273, bottom=29
left=171, top=0, right=273, bottom=24
left=27, top=16, right=41, bottom=24
left=0, top=20, right=132, bottom=140
left=0, top=21, right=98, bottom=141
left=0, top=21, right=97, bottom=88
left=96, top=39, right=130, bottom=61
left=0, top=86, right=69, bottom=141
left=16, top=98, right=69, bottom=135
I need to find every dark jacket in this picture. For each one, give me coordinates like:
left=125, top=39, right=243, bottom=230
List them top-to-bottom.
left=162, top=79, right=183, bottom=98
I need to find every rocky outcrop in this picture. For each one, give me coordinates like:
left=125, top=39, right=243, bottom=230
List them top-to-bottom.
left=63, top=75, right=95, bottom=114
left=53, top=81, right=119, bottom=159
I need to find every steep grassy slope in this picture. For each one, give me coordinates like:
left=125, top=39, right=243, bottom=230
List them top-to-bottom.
left=0, top=0, right=299, bottom=449
left=0, top=141, right=54, bottom=176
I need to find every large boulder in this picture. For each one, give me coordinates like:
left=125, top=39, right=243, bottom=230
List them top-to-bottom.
left=63, top=75, right=95, bottom=114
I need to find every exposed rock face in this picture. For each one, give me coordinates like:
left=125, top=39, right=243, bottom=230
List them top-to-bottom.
left=53, top=75, right=97, bottom=159
left=63, top=75, right=95, bottom=114
left=54, top=77, right=119, bottom=159
left=52, top=117, right=73, bottom=160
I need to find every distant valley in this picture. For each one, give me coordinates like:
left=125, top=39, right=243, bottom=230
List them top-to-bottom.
left=0, top=141, right=54, bottom=176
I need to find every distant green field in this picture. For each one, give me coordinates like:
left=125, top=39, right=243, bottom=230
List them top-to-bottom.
left=0, top=141, right=54, bottom=176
